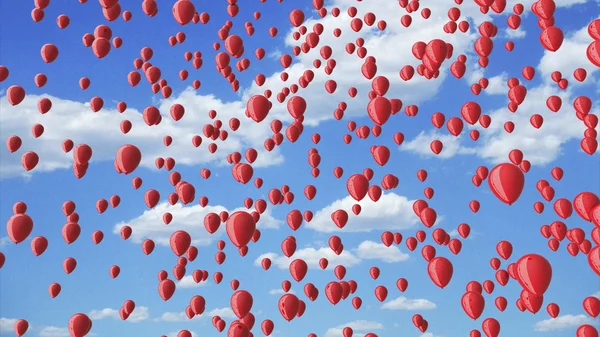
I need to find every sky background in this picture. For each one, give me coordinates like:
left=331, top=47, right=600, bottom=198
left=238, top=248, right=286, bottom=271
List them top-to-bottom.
left=1, top=0, right=600, bottom=337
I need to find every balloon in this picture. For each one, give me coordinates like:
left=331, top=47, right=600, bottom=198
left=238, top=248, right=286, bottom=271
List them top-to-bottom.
left=488, top=163, right=525, bottom=205
left=226, top=211, right=256, bottom=248
left=6, top=214, right=34, bottom=244
left=170, top=230, right=191, bottom=256
left=516, top=254, right=552, bottom=296
left=427, top=257, right=453, bottom=288
left=231, top=290, right=253, bottom=318
left=461, top=291, right=485, bottom=320
left=278, top=294, right=300, bottom=321
left=68, top=313, right=92, bottom=337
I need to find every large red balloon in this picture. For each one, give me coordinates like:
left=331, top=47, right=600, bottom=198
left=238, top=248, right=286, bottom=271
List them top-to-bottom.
left=115, top=145, right=142, bottom=174
left=488, top=163, right=525, bottom=205
left=226, top=211, right=256, bottom=248
left=6, top=214, right=34, bottom=244
left=170, top=230, right=192, bottom=256
left=515, top=254, right=552, bottom=296
left=427, top=257, right=453, bottom=288
left=230, top=290, right=253, bottom=318
left=461, top=291, right=485, bottom=320
left=278, top=294, right=300, bottom=321
left=68, top=313, right=92, bottom=337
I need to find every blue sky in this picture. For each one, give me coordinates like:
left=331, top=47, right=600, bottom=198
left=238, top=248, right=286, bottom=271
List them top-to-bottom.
left=1, top=0, right=600, bottom=337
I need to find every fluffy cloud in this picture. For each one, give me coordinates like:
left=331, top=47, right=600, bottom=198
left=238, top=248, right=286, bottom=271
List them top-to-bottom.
left=0, top=0, right=484, bottom=180
left=238, top=0, right=497, bottom=129
left=2, top=2, right=595, bottom=180
left=401, top=19, right=599, bottom=166
left=538, top=20, right=600, bottom=82
left=505, top=27, right=527, bottom=39
left=485, top=72, right=510, bottom=95
left=405, top=81, right=598, bottom=166
left=475, top=84, right=596, bottom=165
left=0, top=90, right=283, bottom=179
left=401, top=132, right=476, bottom=159
left=306, top=193, right=419, bottom=233
left=113, top=202, right=282, bottom=247
left=0, top=237, right=9, bottom=248
left=254, top=239, right=410, bottom=271
left=354, top=240, right=409, bottom=263
left=254, top=246, right=361, bottom=270
left=177, top=275, right=209, bottom=289
left=269, top=288, right=296, bottom=295
left=381, top=297, right=437, bottom=310
left=88, top=306, right=149, bottom=323
left=156, top=307, right=234, bottom=323
left=207, top=307, right=237, bottom=320
left=156, top=311, right=199, bottom=323
left=534, top=314, right=595, bottom=332
left=0, top=318, right=18, bottom=332
left=324, top=320, right=384, bottom=337
left=38, top=327, right=71, bottom=337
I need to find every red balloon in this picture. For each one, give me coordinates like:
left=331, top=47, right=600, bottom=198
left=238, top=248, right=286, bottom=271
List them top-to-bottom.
left=488, top=163, right=525, bottom=205
left=226, top=211, right=256, bottom=248
left=6, top=214, right=34, bottom=244
left=170, top=230, right=191, bottom=256
left=516, top=254, right=552, bottom=296
left=427, top=257, right=453, bottom=288
left=230, top=290, right=253, bottom=318
left=461, top=291, right=485, bottom=320
left=278, top=294, right=300, bottom=321
left=68, top=313, right=92, bottom=337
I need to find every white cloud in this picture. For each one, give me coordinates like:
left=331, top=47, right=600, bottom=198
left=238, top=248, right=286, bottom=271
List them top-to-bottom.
left=0, top=0, right=491, bottom=180
left=238, top=0, right=487, bottom=128
left=2, top=2, right=596, bottom=180
left=402, top=19, right=599, bottom=166
left=538, top=20, right=600, bottom=82
left=505, top=27, right=526, bottom=39
left=267, top=48, right=283, bottom=60
left=485, top=72, right=509, bottom=95
left=404, top=82, right=598, bottom=166
left=475, top=84, right=597, bottom=165
left=0, top=90, right=283, bottom=179
left=402, top=131, right=476, bottom=159
left=306, top=193, right=419, bottom=233
left=113, top=202, right=281, bottom=247
left=448, top=229, right=460, bottom=237
left=0, top=237, right=9, bottom=248
left=254, top=239, right=408, bottom=271
left=354, top=240, right=409, bottom=263
left=254, top=246, right=360, bottom=270
left=177, top=276, right=209, bottom=289
left=269, top=288, right=296, bottom=295
left=593, top=291, right=600, bottom=299
left=381, top=297, right=437, bottom=311
left=88, top=306, right=149, bottom=323
left=156, top=307, right=233, bottom=323
left=207, top=307, right=236, bottom=319
left=88, top=308, right=118, bottom=320
left=157, top=311, right=193, bottom=322
left=534, top=314, right=595, bottom=332
left=0, top=318, right=18, bottom=332
left=325, top=320, right=384, bottom=337
left=38, top=326, right=70, bottom=337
